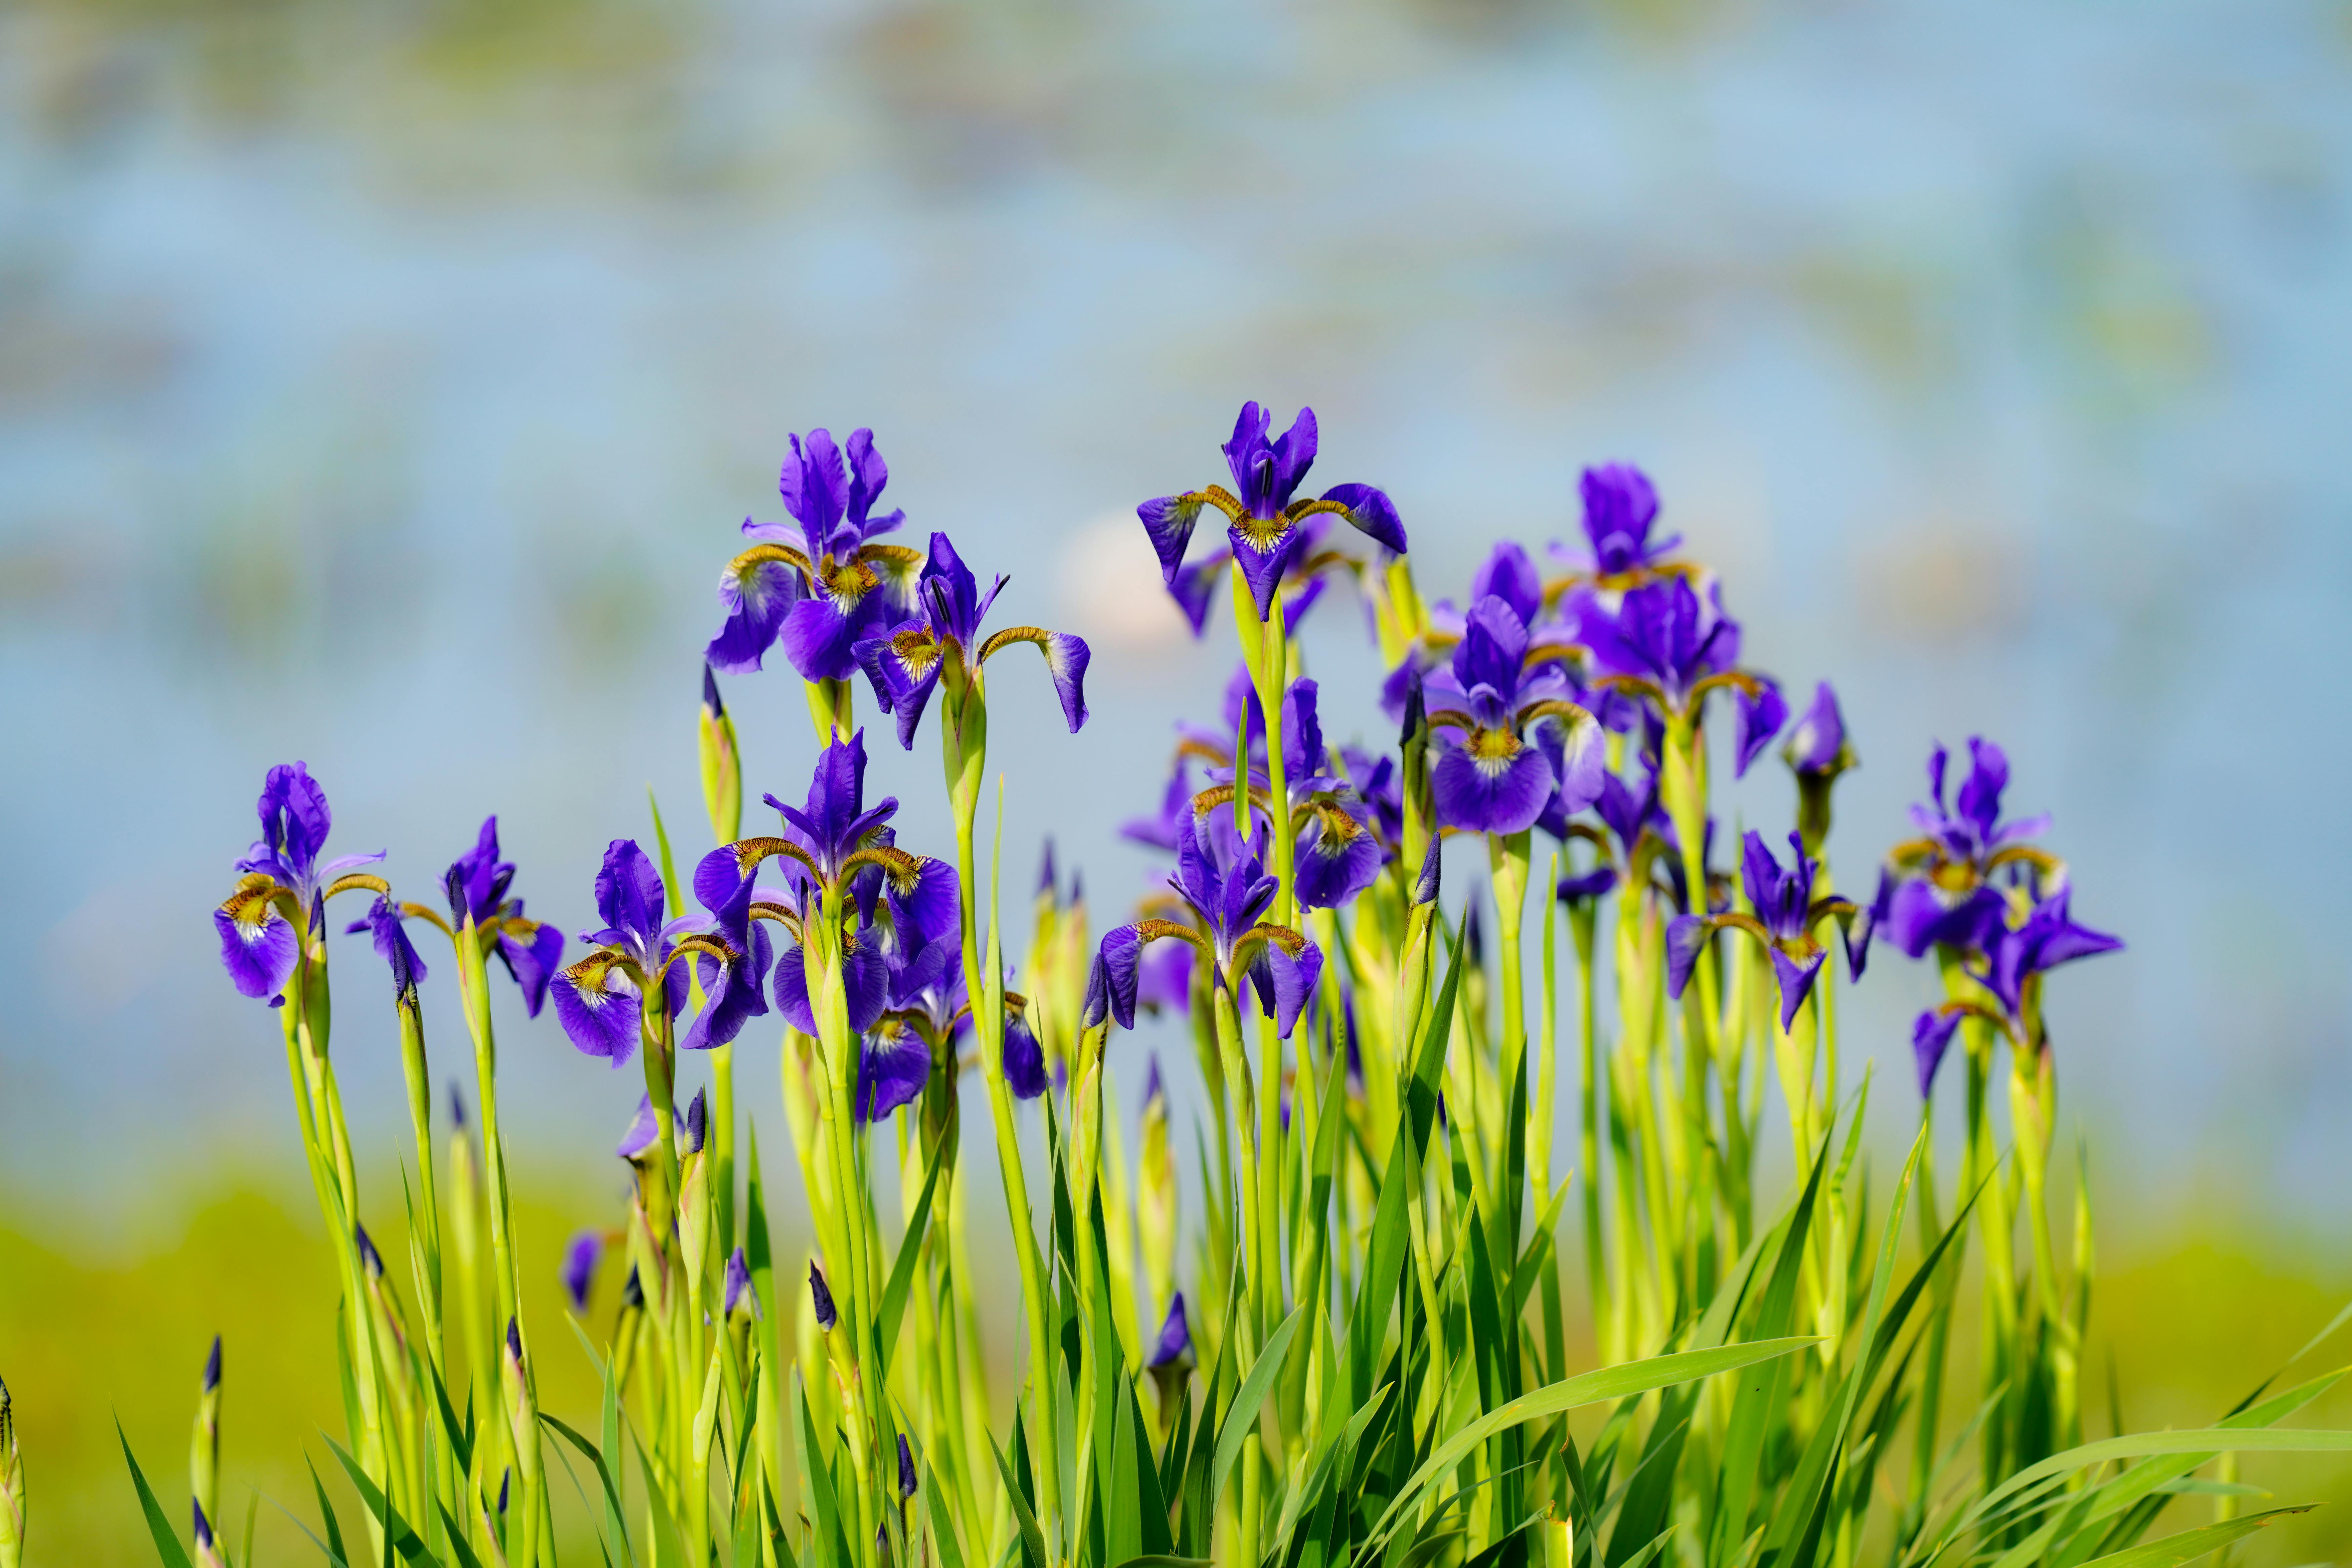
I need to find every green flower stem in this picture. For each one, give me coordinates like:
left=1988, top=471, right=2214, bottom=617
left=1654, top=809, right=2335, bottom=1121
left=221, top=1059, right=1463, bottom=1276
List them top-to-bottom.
left=1567, top=894, right=1608, bottom=1360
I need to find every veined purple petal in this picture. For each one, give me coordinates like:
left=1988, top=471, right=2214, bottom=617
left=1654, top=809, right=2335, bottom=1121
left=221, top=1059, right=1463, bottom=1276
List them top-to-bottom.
left=843, top=428, right=897, bottom=537
left=779, top=429, right=848, bottom=538
left=1320, top=481, right=1407, bottom=555
left=1138, top=495, right=1205, bottom=584
left=1229, top=522, right=1306, bottom=623
left=1168, top=550, right=1227, bottom=636
left=708, top=551, right=803, bottom=674
left=780, top=595, right=866, bottom=684
left=853, top=626, right=946, bottom=751
left=1042, top=632, right=1090, bottom=733
left=1732, top=678, right=1788, bottom=779
left=1539, top=709, right=1608, bottom=818
left=1432, top=734, right=1556, bottom=836
left=1295, top=805, right=1382, bottom=912
left=594, top=841, right=669, bottom=957
left=215, top=906, right=297, bottom=1000
left=1663, top=915, right=1709, bottom=1001
left=683, top=921, right=773, bottom=1051
left=495, top=924, right=562, bottom=1017
left=1250, top=939, right=1322, bottom=1039
left=774, top=945, right=817, bottom=1034
left=1767, top=945, right=1827, bottom=1031
left=555, top=970, right=641, bottom=1065
left=1912, top=1008, right=1963, bottom=1099
left=1003, top=1014, right=1049, bottom=1100
left=858, top=1033, right=931, bottom=1121
left=561, top=1231, right=601, bottom=1312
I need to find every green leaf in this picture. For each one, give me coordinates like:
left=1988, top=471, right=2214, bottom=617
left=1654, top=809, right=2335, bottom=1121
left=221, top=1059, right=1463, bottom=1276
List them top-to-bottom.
left=647, top=786, right=684, bottom=920
left=878, top=1141, right=947, bottom=1372
left=1209, top=1305, right=1306, bottom=1512
left=1360, top=1338, right=1816, bottom=1562
left=793, top=1376, right=848, bottom=1568
left=542, top=1411, right=638, bottom=1568
left=117, top=1421, right=198, bottom=1568
left=1968, top=1429, right=2352, bottom=1534
left=991, top=1431, right=1050, bottom=1568
left=322, top=1435, right=444, bottom=1568
left=307, top=1456, right=350, bottom=1567
left=923, top=1456, right=969, bottom=1568
left=434, top=1505, right=487, bottom=1568
left=2074, top=1507, right=2316, bottom=1567
left=1109, top=1558, right=1214, bottom=1568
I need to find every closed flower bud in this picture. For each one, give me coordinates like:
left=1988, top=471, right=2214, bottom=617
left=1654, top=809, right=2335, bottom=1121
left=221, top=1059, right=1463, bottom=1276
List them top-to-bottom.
left=699, top=664, right=743, bottom=846
left=1136, top=1058, right=1177, bottom=1323
left=808, top=1261, right=837, bottom=1332
left=190, top=1336, right=221, bottom=1550
left=1, top=1371, right=24, bottom=1568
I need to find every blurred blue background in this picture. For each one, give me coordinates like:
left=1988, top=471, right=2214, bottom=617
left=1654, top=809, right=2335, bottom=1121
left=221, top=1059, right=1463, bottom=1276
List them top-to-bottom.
left=3, top=0, right=2349, bottom=1234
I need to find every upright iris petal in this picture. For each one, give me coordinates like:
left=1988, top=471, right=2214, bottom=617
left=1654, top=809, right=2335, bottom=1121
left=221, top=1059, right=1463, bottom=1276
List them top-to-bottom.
left=1575, top=464, right=1680, bottom=578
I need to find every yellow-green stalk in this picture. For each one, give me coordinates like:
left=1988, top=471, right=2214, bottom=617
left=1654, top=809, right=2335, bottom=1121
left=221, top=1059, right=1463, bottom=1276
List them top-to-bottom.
left=0, top=1372, right=24, bottom=1568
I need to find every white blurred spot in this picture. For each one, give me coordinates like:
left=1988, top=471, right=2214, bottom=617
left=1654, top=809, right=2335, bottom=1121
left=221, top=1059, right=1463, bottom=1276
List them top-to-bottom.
left=1056, top=514, right=1190, bottom=651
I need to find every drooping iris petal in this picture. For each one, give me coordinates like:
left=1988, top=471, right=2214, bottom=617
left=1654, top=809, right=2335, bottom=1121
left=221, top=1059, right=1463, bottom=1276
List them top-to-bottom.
left=1319, top=482, right=1408, bottom=555
left=1138, top=494, right=1206, bottom=585
left=1228, top=522, right=1306, bottom=623
left=1168, top=549, right=1226, bottom=635
left=708, top=551, right=803, bottom=674
left=780, top=594, right=867, bottom=684
left=853, top=624, right=946, bottom=751
left=1732, top=678, right=1788, bottom=779
left=1540, top=710, right=1609, bottom=819
left=1432, top=733, right=1557, bottom=836
left=1294, top=803, right=1383, bottom=911
left=883, top=855, right=960, bottom=947
left=1557, top=866, right=1616, bottom=905
left=1883, top=879, right=2007, bottom=960
left=1982, top=892, right=2123, bottom=1014
left=347, top=896, right=428, bottom=1001
left=215, top=905, right=297, bottom=1000
left=1663, top=916, right=1710, bottom=1002
left=683, top=920, right=773, bottom=1051
left=495, top=924, right=563, bottom=1018
left=842, top=936, right=889, bottom=1033
left=1249, top=939, right=1323, bottom=1039
left=1766, top=945, right=1828, bottom=1031
left=555, top=968, right=642, bottom=1065
left=1912, top=1009, right=1964, bottom=1099
left=1002, top=1014, right=1049, bottom=1100
left=858, top=1033, right=931, bottom=1121
left=561, top=1231, right=601, bottom=1312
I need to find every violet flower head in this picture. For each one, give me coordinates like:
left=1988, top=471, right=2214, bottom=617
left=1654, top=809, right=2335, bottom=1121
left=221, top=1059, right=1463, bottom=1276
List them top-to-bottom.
left=1138, top=402, right=1408, bottom=623
left=708, top=427, right=920, bottom=682
left=853, top=531, right=1090, bottom=751
left=1579, top=577, right=1784, bottom=774
left=1422, top=596, right=1604, bottom=836
left=1279, top=680, right=1385, bottom=911
left=1857, top=737, right=2058, bottom=970
left=214, top=762, right=385, bottom=1000
left=1098, top=811, right=1322, bottom=1038
left=443, top=817, right=565, bottom=1017
left=1666, top=831, right=1857, bottom=1031
left=551, top=840, right=694, bottom=1067
left=677, top=846, right=776, bottom=1054
left=1981, top=891, right=2123, bottom=1017
left=346, top=896, right=428, bottom=1004
left=561, top=1231, right=601, bottom=1313
left=809, top=1261, right=838, bottom=1331
left=897, top=1434, right=918, bottom=1500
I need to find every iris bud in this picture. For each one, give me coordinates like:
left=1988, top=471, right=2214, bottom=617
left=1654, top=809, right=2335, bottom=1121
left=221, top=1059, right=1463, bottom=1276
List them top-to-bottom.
left=699, top=664, right=743, bottom=846
left=1136, top=1058, right=1177, bottom=1324
left=190, top=1336, right=221, bottom=1549
left=1, top=1371, right=24, bottom=1568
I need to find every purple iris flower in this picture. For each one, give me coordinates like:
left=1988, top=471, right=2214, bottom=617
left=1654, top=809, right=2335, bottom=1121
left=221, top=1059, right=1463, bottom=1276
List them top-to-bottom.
left=1138, top=402, right=1408, bottom=622
left=707, top=427, right=922, bottom=682
left=852, top=532, right=1090, bottom=751
left=1578, top=576, right=1785, bottom=776
left=1422, top=596, right=1605, bottom=836
left=1279, top=681, right=1386, bottom=910
left=1855, top=738, right=2056, bottom=970
left=1339, top=746, right=1403, bottom=851
left=1122, top=760, right=1198, bottom=854
left=214, top=763, right=384, bottom=1000
left=1593, top=767, right=1662, bottom=864
left=1097, top=810, right=1323, bottom=1039
left=442, top=817, right=565, bottom=1017
left=1666, top=831, right=1858, bottom=1030
left=550, top=841, right=695, bottom=1067
left=676, top=847, right=776, bottom=1055
left=1909, top=889, right=2123, bottom=1098
left=346, top=896, right=428, bottom=1002
left=774, top=914, right=890, bottom=1040
left=561, top=1231, right=601, bottom=1312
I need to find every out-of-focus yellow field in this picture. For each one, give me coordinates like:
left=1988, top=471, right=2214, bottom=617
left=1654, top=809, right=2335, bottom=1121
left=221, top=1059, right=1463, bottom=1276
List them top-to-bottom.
left=4, top=1173, right=2347, bottom=1566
